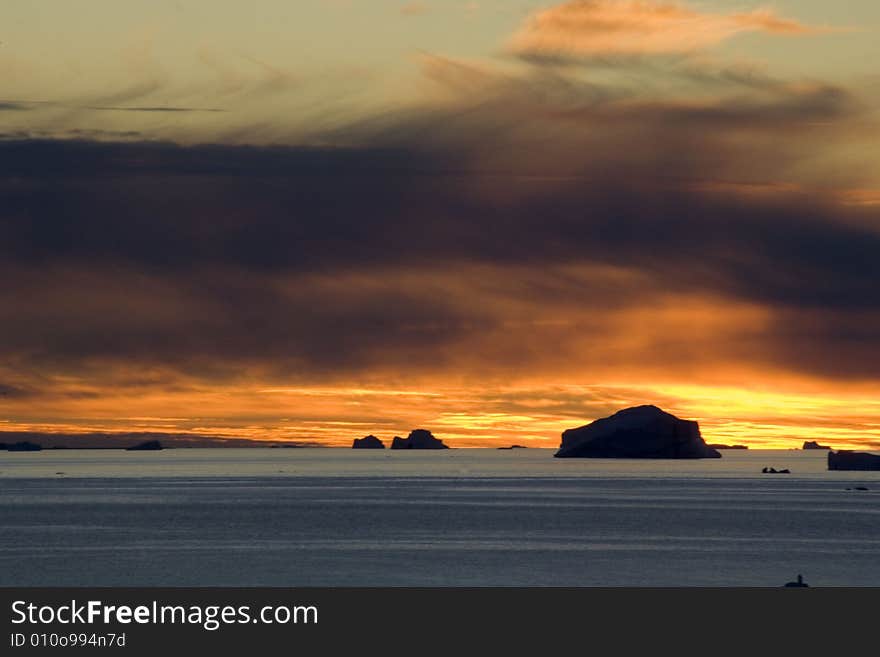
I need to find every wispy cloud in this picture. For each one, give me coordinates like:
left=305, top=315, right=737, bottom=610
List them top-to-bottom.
left=508, top=0, right=829, bottom=59
left=400, top=2, right=429, bottom=16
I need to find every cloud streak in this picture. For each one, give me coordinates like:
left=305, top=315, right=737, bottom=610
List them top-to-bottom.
left=0, top=99, right=225, bottom=114
left=87, top=106, right=226, bottom=113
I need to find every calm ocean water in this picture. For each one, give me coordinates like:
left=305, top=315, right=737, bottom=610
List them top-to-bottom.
left=1, top=448, right=878, bottom=586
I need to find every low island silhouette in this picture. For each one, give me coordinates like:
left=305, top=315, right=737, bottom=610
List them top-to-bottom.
left=125, top=440, right=164, bottom=451
left=4, top=441, right=42, bottom=452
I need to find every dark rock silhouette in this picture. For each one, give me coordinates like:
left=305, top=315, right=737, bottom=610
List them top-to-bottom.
left=554, top=405, right=721, bottom=459
left=390, top=429, right=449, bottom=450
left=352, top=435, right=385, bottom=449
left=125, top=440, right=163, bottom=451
left=803, top=440, right=830, bottom=450
left=6, top=441, right=42, bottom=452
left=707, top=443, right=748, bottom=450
left=497, top=445, right=528, bottom=450
left=828, top=450, right=880, bottom=471
left=762, top=467, right=790, bottom=474
left=784, top=574, right=809, bottom=588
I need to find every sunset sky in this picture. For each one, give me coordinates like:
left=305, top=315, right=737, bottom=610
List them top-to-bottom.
left=2, top=1, right=879, bottom=448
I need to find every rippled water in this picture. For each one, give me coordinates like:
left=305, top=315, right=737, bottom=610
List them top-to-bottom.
left=1, top=448, right=878, bottom=586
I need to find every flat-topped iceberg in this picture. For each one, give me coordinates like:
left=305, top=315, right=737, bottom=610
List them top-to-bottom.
left=555, top=405, right=721, bottom=459
left=828, top=450, right=880, bottom=471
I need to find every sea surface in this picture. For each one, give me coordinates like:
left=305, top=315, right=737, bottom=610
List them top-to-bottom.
left=1, top=448, right=878, bottom=586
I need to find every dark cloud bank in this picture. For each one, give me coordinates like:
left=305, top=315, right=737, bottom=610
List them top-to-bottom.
left=1, top=69, right=879, bottom=394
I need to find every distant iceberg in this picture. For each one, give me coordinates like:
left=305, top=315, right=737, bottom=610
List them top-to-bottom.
left=555, top=405, right=721, bottom=459
left=390, top=429, right=449, bottom=450
left=352, top=435, right=385, bottom=449
left=828, top=450, right=880, bottom=471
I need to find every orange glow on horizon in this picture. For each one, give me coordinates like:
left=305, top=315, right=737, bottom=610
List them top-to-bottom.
left=1, top=288, right=876, bottom=450
left=2, top=378, right=879, bottom=451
